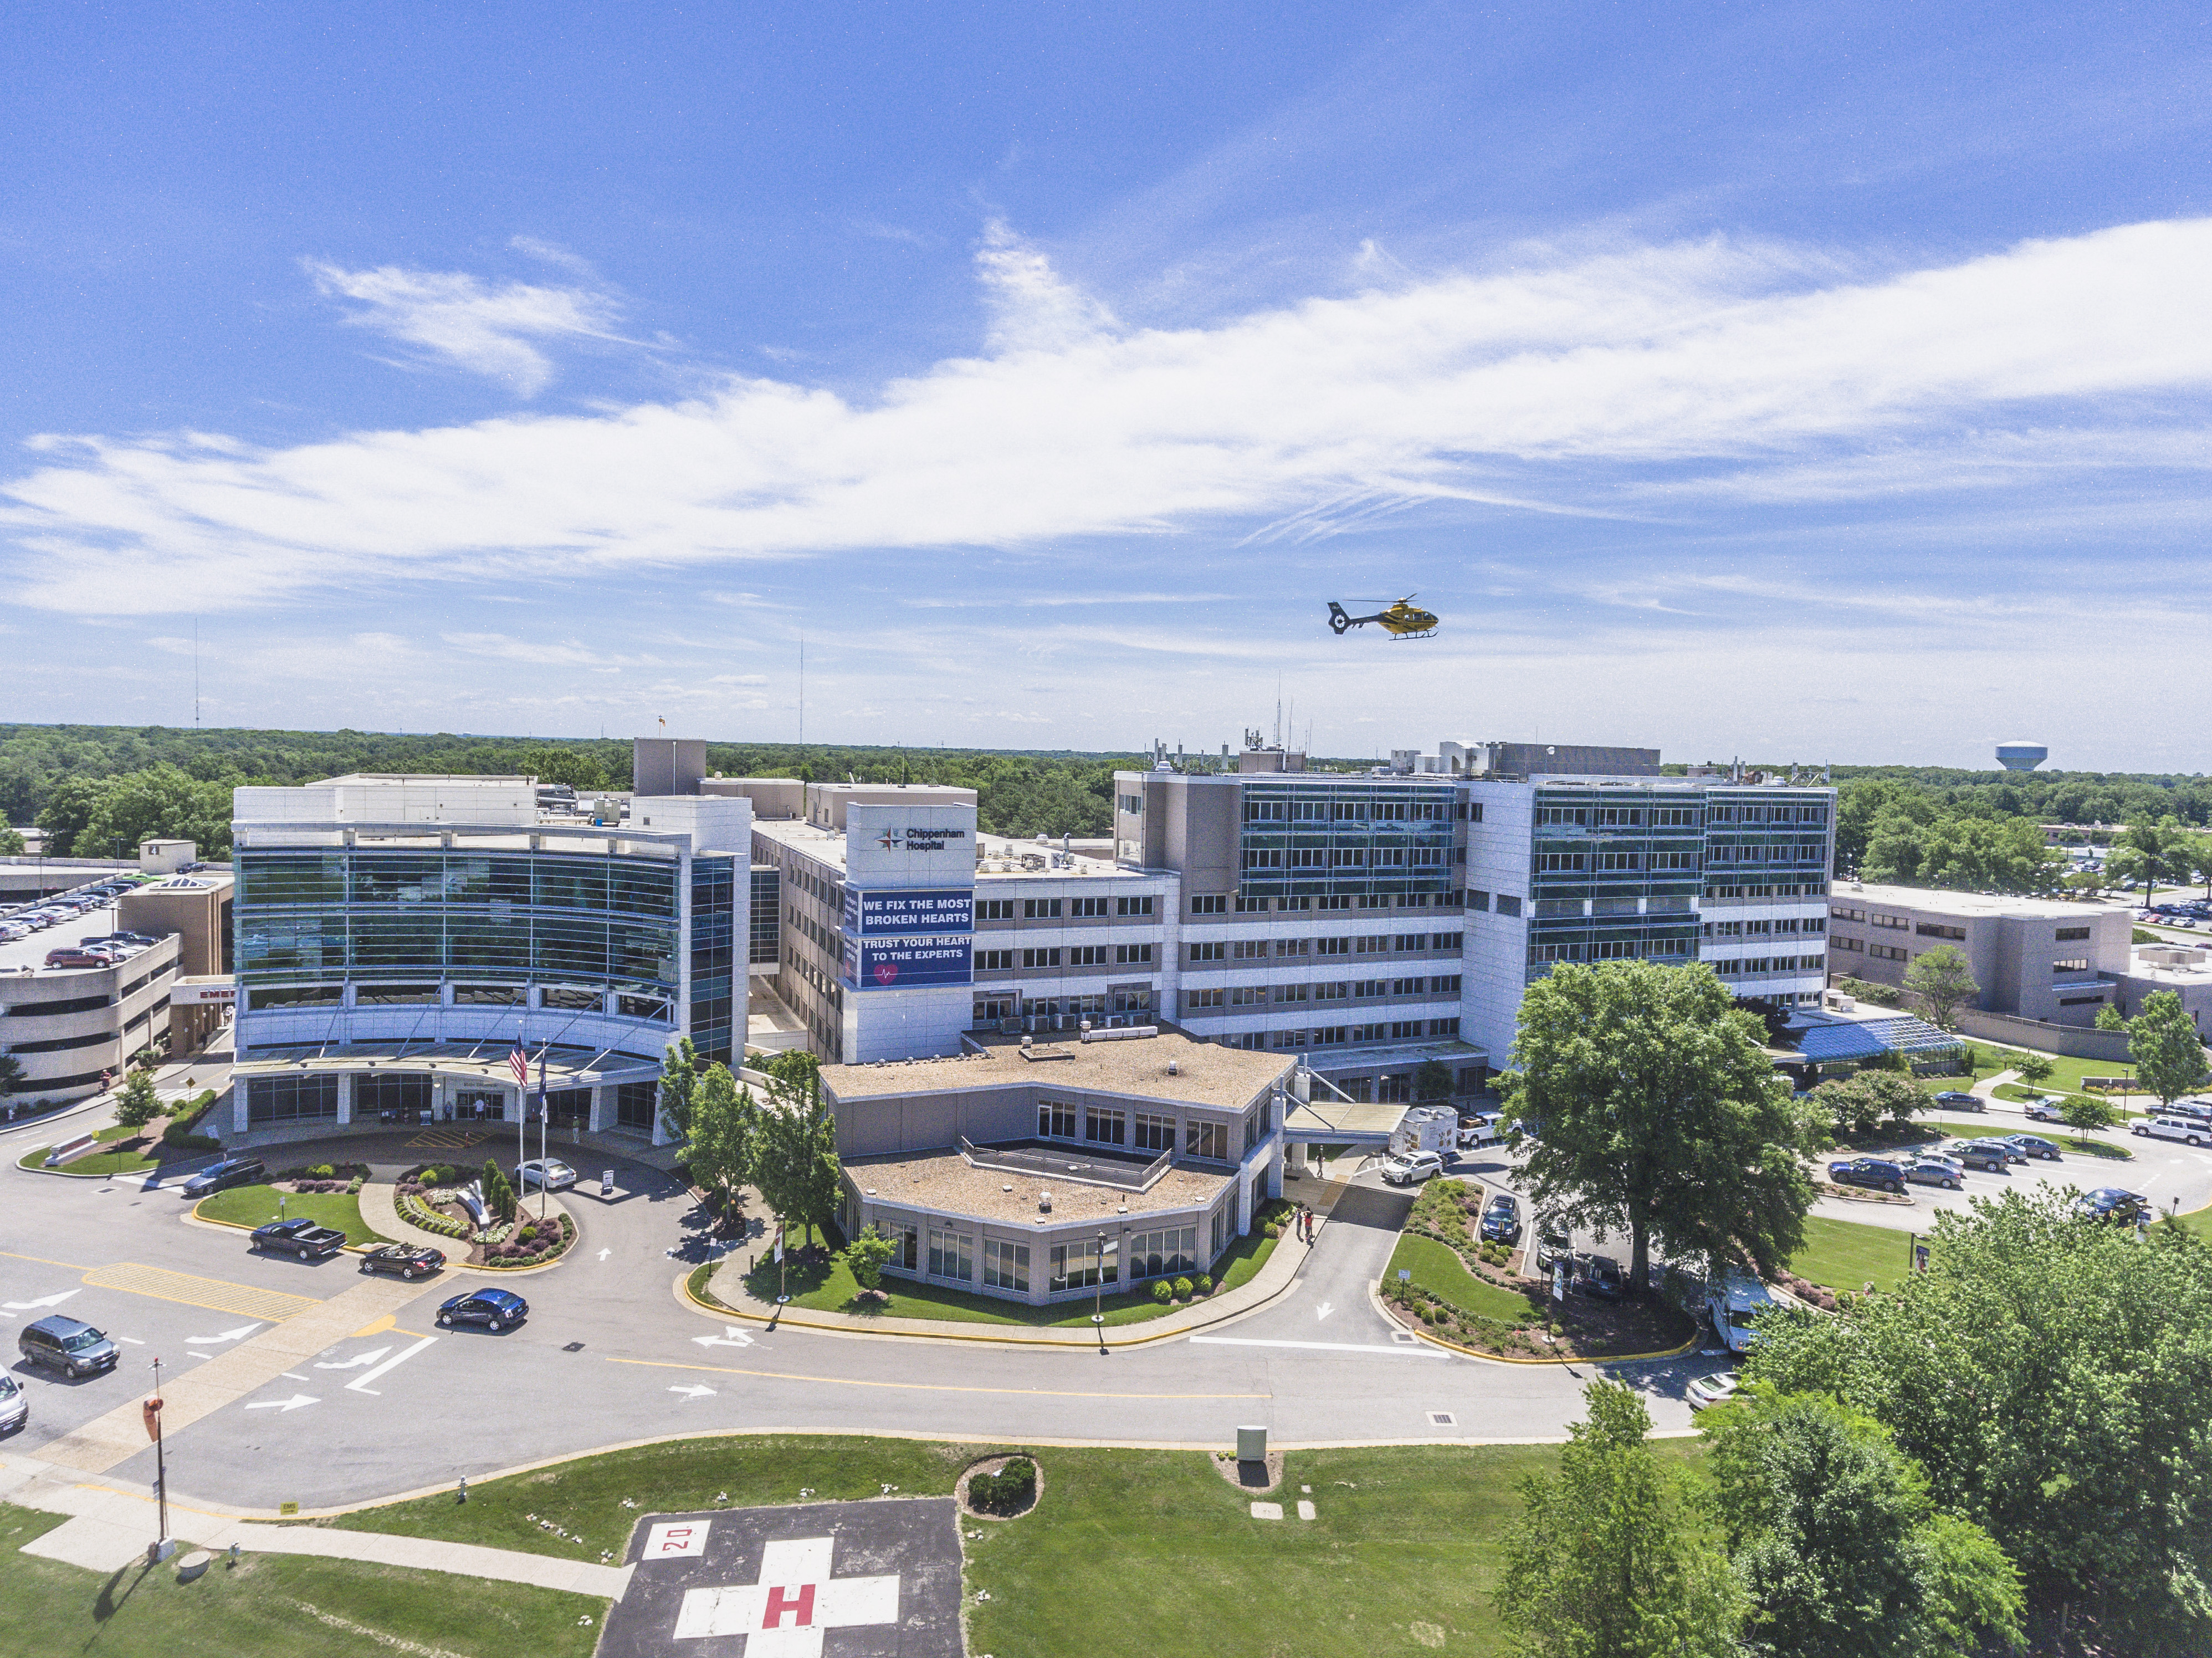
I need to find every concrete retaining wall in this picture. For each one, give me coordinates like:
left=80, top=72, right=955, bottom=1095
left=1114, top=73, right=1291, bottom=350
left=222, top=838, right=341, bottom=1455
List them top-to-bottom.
left=1952, top=1008, right=2132, bottom=1062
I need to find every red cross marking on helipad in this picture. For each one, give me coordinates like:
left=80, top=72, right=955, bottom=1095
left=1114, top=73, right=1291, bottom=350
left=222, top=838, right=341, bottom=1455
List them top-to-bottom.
left=672, top=1536, right=899, bottom=1655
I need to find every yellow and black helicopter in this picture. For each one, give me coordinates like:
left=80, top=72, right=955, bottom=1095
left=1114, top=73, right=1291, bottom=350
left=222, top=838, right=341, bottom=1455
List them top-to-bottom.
left=1327, top=595, right=1439, bottom=639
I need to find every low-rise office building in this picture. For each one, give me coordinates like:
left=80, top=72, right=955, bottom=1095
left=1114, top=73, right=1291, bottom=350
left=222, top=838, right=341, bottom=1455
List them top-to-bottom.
left=1823, top=882, right=2132, bottom=1025
left=822, top=1025, right=1288, bottom=1306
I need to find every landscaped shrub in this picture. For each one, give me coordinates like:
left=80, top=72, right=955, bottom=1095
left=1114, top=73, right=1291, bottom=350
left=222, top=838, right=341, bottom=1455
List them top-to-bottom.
left=308, top=1163, right=335, bottom=1180
left=1264, top=1221, right=1281, bottom=1239
left=1196, top=1274, right=1212, bottom=1294
left=1172, top=1276, right=1193, bottom=1299
left=1151, top=1280, right=1171, bottom=1303
left=967, top=1457, right=1036, bottom=1516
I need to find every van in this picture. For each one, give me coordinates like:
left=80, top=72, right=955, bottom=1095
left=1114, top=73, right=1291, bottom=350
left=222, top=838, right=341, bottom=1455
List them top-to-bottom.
left=1707, top=1272, right=1778, bottom=1355
left=18, top=1315, right=119, bottom=1378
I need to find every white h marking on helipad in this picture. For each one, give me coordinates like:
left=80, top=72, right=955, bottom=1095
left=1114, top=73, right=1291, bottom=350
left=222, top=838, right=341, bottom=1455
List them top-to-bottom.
left=672, top=1537, right=899, bottom=1654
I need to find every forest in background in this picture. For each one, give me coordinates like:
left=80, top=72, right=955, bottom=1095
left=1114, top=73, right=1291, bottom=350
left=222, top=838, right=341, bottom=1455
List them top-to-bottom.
left=6, top=724, right=2212, bottom=896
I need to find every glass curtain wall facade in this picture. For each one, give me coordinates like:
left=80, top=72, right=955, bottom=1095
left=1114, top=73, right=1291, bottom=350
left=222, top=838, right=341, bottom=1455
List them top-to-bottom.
left=1236, top=780, right=1458, bottom=902
left=1525, top=789, right=1705, bottom=975
left=689, top=856, right=735, bottom=1064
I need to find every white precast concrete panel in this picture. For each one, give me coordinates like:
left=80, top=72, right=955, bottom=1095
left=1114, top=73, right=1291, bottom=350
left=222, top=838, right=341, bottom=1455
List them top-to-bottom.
left=631, top=795, right=753, bottom=854
left=843, top=804, right=979, bottom=888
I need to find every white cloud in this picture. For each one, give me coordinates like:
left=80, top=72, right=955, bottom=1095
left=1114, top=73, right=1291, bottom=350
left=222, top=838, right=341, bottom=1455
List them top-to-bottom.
left=8, top=218, right=2212, bottom=614
left=304, top=258, right=627, bottom=394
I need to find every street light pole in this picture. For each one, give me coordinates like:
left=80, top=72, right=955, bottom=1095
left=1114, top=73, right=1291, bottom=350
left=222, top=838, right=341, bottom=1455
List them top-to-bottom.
left=1092, top=1229, right=1107, bottom=1352
left=146, top=1356, right=169, bottom=1553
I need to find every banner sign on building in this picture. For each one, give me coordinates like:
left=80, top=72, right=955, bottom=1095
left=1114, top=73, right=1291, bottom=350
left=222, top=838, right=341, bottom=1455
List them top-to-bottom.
left=841, top=887, right=975, bottom=939
left=842, top=935, right=974, bottom=991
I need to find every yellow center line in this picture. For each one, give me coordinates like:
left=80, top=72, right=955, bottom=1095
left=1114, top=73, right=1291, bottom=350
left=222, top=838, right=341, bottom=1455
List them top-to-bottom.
left=1, top=1250, right=96, bottom=1272
left=606, top=1355, right=1266, bottom=1400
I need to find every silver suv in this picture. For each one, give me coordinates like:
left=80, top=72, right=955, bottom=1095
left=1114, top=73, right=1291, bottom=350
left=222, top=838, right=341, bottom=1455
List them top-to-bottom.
left=18, top=1315, right=119, bottom=1378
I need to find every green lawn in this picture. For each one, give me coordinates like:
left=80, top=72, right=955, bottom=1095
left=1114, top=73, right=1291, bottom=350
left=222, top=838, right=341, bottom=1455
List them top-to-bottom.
left=1966, top=1044, right=2154, bottom=1098
left=1916, top=1117, right=2133, bottom=1160
left=16, top=1122, right=163, bottom=1176
left=196, top=1185, right=391, bottom=1247
left=2164, top=1204, right=2212, bottom=1243
left=1784, top=1214, right=1915, bottom=1292
left=712, top=1225, right=1282, bottom=1328
left=1385, top=1232, right=1535, bottom=1322
left=328, top=1432, right=1701, bottom=1657
left=0, top=1501, right=602, bottom=1658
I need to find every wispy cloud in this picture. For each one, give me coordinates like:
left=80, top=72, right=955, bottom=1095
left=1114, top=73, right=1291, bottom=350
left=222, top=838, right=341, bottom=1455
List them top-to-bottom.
left=8, top=218, right=2212, bottom=614
left=304, top=258, right=628, bottom=395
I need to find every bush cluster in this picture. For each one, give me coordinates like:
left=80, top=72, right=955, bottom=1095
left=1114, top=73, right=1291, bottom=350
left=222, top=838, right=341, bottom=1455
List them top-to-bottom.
left=485, top=1212, right=575, bottom=1268
left=967, top=1457, right=1036, bottom=1516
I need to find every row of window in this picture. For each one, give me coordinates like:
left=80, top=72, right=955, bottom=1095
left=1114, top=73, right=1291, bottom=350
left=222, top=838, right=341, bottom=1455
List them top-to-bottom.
left=1243, top=800, right=1453, bottom=823
left=1708, top=804, right=1828, bottom=825
left=1535, top=805, right=1702, bottom=828
left=1705, top=843, right=1827, bottom=866
left=1242, top=847, right=1451, bottom=870
left=238, top=850, right=684, bottom=918
left=1534, top=850, right=1702, bottom=873
left=1706, top=883, right=1825, bottom=900
left=1192, top=893, right=1459, bottom=914
left=976, top=895, right=1159, bottom=920
left=237, top=912, right=680, bottom=988
left=1705, top=917, right=1824, bottom=938
left=1194, top=932, right=1463, bottom=962
left=1530, top=939, right=1693, bottom=963
left=975, top=943, right=1156, bottom=971
left=1709, top=955, right=1825, bottom=976
left=1183, top=975, right=1462, bottom=1009
left=1234, top=1018, right=1461, bottom=1050
left=1039, top=1101, right=1233, bottom=1160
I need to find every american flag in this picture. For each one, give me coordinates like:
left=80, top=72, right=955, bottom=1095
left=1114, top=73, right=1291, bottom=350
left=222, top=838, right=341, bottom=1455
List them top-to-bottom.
left=509, top=1046, right=529, bottom=1086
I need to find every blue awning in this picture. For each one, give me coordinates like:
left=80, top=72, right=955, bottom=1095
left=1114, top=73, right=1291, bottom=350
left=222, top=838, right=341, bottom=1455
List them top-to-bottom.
left=1793, top=1015, right=1962, bottom=1065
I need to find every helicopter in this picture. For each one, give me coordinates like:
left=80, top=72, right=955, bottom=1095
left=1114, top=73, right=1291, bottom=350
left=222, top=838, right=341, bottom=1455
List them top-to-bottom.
left=1327, top=595, right=1439, bottom=639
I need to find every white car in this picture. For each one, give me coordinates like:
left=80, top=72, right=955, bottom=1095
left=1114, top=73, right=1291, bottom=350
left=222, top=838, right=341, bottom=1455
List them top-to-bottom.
left=2133, top=1117, right=2210, bottom=1148
left=1379, top=1150, right=1446, bottom=1186
left=516, top=1158, right=579, bottom=1191
left=1686, top=1371, right=1740, bottom=1411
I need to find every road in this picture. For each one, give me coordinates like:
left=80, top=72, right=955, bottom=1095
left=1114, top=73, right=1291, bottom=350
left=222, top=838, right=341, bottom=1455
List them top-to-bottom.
left=0, top=1134, right=1722, bottom=1512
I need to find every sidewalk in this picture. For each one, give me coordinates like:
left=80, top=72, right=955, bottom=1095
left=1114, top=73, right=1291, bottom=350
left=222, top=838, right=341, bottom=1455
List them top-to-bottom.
left=698, top=1173, right=1351, bottom=1348
left=0, top=1451, right=627, bottom=1595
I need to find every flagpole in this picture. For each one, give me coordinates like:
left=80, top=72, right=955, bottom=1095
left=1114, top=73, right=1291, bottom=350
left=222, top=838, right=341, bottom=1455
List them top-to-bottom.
left=537, top=1053, right=549, bottom=1224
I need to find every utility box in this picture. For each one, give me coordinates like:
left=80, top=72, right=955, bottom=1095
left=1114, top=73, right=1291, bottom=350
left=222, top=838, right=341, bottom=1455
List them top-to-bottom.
left=1236, top=1425, right=1267, bottom=1463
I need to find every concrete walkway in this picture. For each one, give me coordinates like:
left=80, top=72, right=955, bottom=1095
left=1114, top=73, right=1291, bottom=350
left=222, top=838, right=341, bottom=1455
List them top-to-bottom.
left=700, top=1170, right=1351, bottom=1347
left=1, top=1451, right=628, bottom=1595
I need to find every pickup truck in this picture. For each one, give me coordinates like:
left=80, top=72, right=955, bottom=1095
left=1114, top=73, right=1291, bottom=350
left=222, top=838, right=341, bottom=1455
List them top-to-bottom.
left=250, top=1217, right=347, bottom=1260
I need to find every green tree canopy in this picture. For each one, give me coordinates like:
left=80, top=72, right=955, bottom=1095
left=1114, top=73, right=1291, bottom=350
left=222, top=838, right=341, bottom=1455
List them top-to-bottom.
left=1902, top=944, right=1979, bottom=1031
left=1513, top=960, right=1819, bottom=1293
left=2128, top=989, right=2206, bottom=1108
left=2095, top=1003, right=2128, bottom=1032
left=657, top=1036, right=702, bottom=1140
left=2011, top=1052, right=2055, bottom=1089
left=686, top=1063, right=759, bottom=1212
left=110, top=1069, right=164, bottom=1129
left=1812, top=1071, right=1926, bottom=1137
left=752, top=1073, right=841, bottom=1248
left=1743, top=1190, right=2212, bottom=1654
left=838, top=1226, right=898, bottom=1293
left=1493, top=1379, right=1745, bottom=1658
left=1704, top=1386, right=2022, bottom=1658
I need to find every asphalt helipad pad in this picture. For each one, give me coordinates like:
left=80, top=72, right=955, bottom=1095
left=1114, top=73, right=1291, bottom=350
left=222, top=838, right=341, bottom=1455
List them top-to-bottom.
left=599, top=1498, right=964, bottom=1657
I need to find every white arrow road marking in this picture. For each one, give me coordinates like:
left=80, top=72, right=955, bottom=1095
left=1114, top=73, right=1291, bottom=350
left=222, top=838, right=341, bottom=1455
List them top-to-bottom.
left=597, top=1248, right=611, bottom=1261
left=2, top=1291, right=80, bottom=1311
left=1315, top=1303, right=1335, bottom=1322
left=186, top=1322, right=262, bottom=1346
left=691, top=1325, right=755, bottom=1350
left=112, top=1334, right=145, bottom=1344
left=344, top=1334, right=436, bottom=1395
left=1187, top=1335, right=1447, bottom=1357
left=313, top=1346, right=391, bottom=1372
left=668, top=1384, right=717, bottom=1401
left=244, top=1393, right=319, bottom=1413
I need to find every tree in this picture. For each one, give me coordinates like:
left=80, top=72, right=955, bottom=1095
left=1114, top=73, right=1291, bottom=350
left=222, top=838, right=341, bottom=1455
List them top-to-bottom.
left=523, top=745, right=610, bottom=793
left=75, top=764, right=233, bottom=859
left=34, top=775, right=111, bottom=857
left=0, top=823, right=22, bottom=856
left=1903, top=944, right=1979, bottom=1031
left=1513, top=960, right=1818, bottom=1294
left=2128, top=989, right=2206, bottom=1109
left=2095, top=1003, right=2128, bottom=1033
left=657, top=1036, right=702, bottom=1141
left=2011, top=1052, right=2055, bottom=1090
left=0, top=1053, right=24, bottom=1097
left=1413, top=1058, right=1453, bottom=1102
left=686, top=1063, right=759, bottom=1217
left=111, top=1068, right=163, bottom=1129
left=751, top=1071, right=841, bottom=1248
left=1812, top=1071, right=1927, bottom=1138
left=2060, top=1094, right=2120, bottom=1133
left=1744, top=1190, right=2212, bottom=1654
left=838, top=1225, right=898, bottom=1293
left=1493, top=1379, right=1746, bottom=1658
left=1704, top=1386, right=2022, bottom=1658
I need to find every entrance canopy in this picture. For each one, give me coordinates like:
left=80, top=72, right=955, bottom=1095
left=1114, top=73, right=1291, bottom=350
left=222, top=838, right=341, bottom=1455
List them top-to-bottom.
left=231, top=1038, right=660, bottom=1089
left=1281, top=1096, right=1417, bottom=1149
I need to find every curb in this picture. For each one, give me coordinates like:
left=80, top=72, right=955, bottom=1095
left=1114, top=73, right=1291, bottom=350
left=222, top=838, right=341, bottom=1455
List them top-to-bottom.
left=675, top=1245, right=1308, bottom=1351
left=1368, top=1281, right=1704, bottom=1369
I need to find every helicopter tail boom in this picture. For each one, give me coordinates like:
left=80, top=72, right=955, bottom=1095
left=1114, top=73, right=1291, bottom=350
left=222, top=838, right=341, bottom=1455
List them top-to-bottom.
left=1327, top=601, right=1359, bottom=634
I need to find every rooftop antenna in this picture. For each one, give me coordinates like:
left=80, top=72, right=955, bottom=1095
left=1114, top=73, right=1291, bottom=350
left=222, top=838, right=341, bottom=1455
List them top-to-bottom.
left=192, top=617, right=200, bottom=727
left=798, top=634, right=806, bottom=748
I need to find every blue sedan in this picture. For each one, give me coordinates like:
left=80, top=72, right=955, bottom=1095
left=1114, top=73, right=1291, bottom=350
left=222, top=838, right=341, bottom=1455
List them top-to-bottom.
left=437, top=1288, right=528, bottom=1332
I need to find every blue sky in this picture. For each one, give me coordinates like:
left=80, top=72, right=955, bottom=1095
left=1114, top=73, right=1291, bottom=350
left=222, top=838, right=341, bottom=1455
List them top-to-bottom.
left=4, top=4, right=2211, bottom=769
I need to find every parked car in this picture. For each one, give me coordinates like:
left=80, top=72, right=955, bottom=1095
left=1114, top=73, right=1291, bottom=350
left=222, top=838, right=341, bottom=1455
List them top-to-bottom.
left=42, top=950, right=106, bottom=969
left=1931, top=1090, right=1983, bottom=1112
left=2022, top=1098, right=2069, bottom=1123
left=2134, top=1116, right=2210, bottom=1147
left=2004, top=1134, right=2063, bottom=1162
left=1950, top=1139, right=2015, bottom=1173
left=1379, top=1150, right=1445, bottom=1186
left=1827, top=1156, right=1908, bottom=1193
left=180, top=1157, right=265, bottom=1198
left=516, top=1158, right=578, bottom=1192
left=1904, top=1159, right=1964, bottom=1190
left=2076, top=1187, right=2150, bottom=1225
left=1477, top=1193, right=1522, bottom=1242
left=251, top=1217, right=347, bottom=1260
left=1533, top=1218, right=1573, bottom=1272
left=357, top=1242, right=445, bottom=1280
left=1579, top=1254, right=1625, bottom=1299
left=1708, top=1272, right=1777, bottom=1355
left=437, top=1288, right=528, bottom=1332
left=17, top=1314, right=119, bottom=1378
left=1686, top=1370, right=1740, bottom=1411
left=0, top=1373, right=25, bottom=1434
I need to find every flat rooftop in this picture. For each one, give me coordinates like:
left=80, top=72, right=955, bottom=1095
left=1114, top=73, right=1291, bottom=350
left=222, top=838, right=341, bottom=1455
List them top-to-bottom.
left=751, top=817, right=1128, bottom=881
left=1837, top=882, right=2126, bottom=922
left=0, top=891, right=143, bottom=976
left=820, top=1026, right=1291, bottom=1109
left=844, top=1143, right=1232, bottom=1225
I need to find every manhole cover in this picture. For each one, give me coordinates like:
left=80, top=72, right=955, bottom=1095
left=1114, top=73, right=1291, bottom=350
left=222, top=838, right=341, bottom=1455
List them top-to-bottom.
left=1391, top=1331, right=1417, bottom=1344
left=564, top=1341, right=586, bottom=1352
left=1429, top=1411, right=1457, bottom=1427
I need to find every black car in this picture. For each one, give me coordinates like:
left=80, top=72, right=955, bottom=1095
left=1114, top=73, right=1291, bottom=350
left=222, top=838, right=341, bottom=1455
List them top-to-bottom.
left=1931, top=1090, right=1984, bottom=1113
left=2004, top=1134, right=2062, bottom=1163
left=1827, top=1156, right=1908, bottom=1193
left=180, top=1157, right=265, bottom=1198
left=2076, top=1187, right=2150, bottom=1225
left=1477, top=1194, right=1522, bottom=1242
left=250, top=1217, right=347, bottom=1259
left=359, top=1243, right=446, bottom=1280
left=1579, top=1254, right=1625, bottom=1299
left=438, top=1288, right=528, bottom=1332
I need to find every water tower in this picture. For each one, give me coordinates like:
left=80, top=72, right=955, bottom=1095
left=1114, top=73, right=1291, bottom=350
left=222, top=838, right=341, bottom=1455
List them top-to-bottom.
left=1995, top=741, right=2048, bottom=772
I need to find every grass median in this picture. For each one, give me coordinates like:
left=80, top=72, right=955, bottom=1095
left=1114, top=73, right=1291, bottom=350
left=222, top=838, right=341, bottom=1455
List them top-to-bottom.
left=1906, top=1118, right=2133, bottom=1161
left=16, top=1123, right=163, bottom=1176
left=196, top=1184, right=392, bottom=1247
left=1784, top=1214, right=1916, bottom=1292
left=323, top=1432, right=1685, bottom=1657
left=0, top=1501, right=602, bottom=1658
